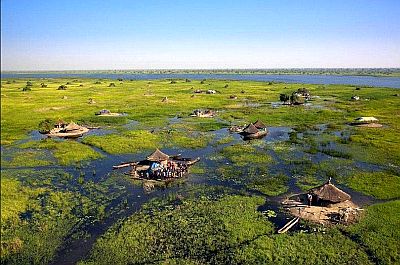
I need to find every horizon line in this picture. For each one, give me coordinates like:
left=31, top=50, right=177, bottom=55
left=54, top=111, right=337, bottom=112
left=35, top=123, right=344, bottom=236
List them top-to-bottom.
left=2, top=67, right=400, bottom=73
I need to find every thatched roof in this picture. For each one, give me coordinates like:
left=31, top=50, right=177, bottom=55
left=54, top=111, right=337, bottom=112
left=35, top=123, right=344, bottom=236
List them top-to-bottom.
left=253, top=120, right=266, bottom=129
left=63, top=122, right=82, bottom=132
left=242, top=123, right=259, bottom=134
left=147, top=149, right=169, bottom=161
left=309, top=181, right=351, bottom=203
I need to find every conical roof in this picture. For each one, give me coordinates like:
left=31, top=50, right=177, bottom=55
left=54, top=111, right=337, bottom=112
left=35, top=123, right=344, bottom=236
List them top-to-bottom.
left=253, top=120, right=266, bottom=129
left=64, top=122, right=81, bottom=131
left=243, top=123, right=259, bottom=134
left=147, top=149, right=169, bottom=161
left=309, top=180, right=351, bottom=203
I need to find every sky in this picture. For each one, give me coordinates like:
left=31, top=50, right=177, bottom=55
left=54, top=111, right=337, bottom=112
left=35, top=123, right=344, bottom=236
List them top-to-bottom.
left=1, top=0, right=400, bottom=70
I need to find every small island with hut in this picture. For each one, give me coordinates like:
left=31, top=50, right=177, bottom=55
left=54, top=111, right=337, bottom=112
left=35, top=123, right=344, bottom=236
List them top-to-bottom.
left=350, top=116, right=383, bottom=128
left=38, top=119, right=89, bottom=138
left=239, top=120, right=268, bottom=140
left=113, top=149, right=200, bottom=182
left=281, top=178, right=363, bottom=230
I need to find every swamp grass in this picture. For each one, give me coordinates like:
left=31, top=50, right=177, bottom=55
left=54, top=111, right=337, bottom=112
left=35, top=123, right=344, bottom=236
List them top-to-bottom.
left=1, top=78, right=400, bottom=264
left=1, top=169, right=124, bottom=265
left=80, top=190, right=387, bottom=265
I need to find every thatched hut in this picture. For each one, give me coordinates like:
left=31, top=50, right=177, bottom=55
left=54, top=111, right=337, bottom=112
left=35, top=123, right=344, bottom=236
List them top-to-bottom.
left=253, top=120, right=266, bottom=129
left=62, top=122, right=82, bottom=132
left=242, top=123, right=259, bottom=134
left=147, top=149, right=170, bottom=162
left=309, top=180, right=351, bottom=206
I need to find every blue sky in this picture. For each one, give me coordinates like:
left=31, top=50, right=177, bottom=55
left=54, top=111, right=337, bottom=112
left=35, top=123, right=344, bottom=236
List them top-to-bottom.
left=1, top=0, right=400, bottom=70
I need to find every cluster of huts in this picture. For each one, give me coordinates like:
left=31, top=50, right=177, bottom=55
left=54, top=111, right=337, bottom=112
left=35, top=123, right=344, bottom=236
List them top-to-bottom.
left=229, top=120, right=268, bottom=140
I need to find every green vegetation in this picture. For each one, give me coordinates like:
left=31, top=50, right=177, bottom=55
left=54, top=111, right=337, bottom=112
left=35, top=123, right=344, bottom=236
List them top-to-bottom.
left=1, top=78, right=400, bottom=264
left=82, top=130, right=158, bottom=154
left=20, top=139, right=103, bottom=165
left=1, top=169, right=119, bottom=265
left=341, top=171, right=400, bottom=199
left=80, top=191, right=377, bottom=265
left=346, top=200, right=400, bottom=264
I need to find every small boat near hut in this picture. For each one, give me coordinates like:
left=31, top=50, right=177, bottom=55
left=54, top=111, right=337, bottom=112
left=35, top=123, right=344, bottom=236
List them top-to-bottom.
left=113, top=149, right=200, bottom=181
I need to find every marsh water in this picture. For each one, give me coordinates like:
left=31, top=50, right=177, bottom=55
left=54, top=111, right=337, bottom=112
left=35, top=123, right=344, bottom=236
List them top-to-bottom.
left=2, top=73, right=400, bottom=88
left=2, top=117, right=384, bottom=265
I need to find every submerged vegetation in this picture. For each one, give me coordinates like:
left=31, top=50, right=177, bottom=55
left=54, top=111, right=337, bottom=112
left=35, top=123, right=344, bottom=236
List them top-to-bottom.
left=1, top=78, right=399, bottom=264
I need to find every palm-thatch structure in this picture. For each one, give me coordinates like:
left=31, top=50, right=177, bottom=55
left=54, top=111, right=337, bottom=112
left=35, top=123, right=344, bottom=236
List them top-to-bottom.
left=147, top=149, right=170, bottom=162
left=309, top=180, right=351, bottom=204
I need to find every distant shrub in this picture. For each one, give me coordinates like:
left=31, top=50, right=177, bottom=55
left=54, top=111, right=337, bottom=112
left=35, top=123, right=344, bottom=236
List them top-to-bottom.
left=117, top=78, right=123, bottom=81
left=185, top=79, right=191, bottom=82
left=200, top=79, right=206, bottom=84
left=170, top=80, right=177, bottom=84
left=6, top=81, right=11, bottom=84
left=26, top=81, right=33, bottom=87
left=94, top=81, right=102, bottom=84
left=66, top=82, right=71, bottom=85
left=40, top=83, right=48, bottom=88
left=108, top=83, right=116, bottom=87
left=79, top=84, right=84, bottom=87
left=224, top=84, right=229, bottom=88
left=57, top=85, right=67, bottom=90
left=22, top=86, right=31, bottom=91
left=355, top=87, right=361, bottom=90
left=279, top=93, right=290, bottom=103
left=38, top=118, right=55, bottom=133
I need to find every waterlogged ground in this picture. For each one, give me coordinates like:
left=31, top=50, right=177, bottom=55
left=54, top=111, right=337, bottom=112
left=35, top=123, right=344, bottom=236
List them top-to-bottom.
left=1, top=78, right=399, bottom=265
